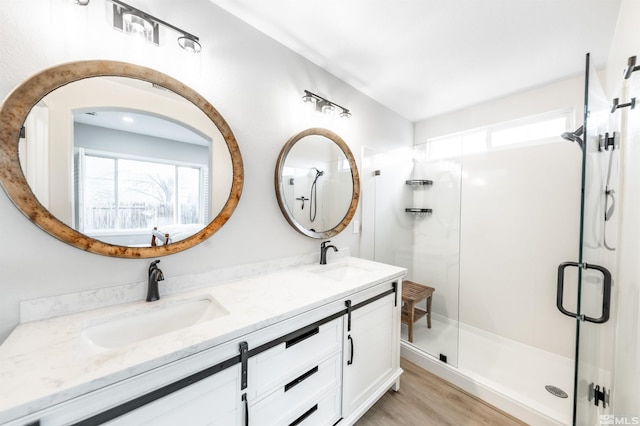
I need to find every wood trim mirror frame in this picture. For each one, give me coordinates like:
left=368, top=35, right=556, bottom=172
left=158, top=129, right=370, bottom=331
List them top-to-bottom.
left=0, top=60, right=243, bottom=258
left=274, top=127, right=360, bottom=239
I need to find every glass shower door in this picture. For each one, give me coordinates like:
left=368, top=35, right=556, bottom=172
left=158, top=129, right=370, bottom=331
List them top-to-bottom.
left=570, top=53, right=617, bottom=425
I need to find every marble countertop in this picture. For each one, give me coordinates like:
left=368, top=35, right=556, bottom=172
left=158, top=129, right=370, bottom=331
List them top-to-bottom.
left=0, top=256, right=405, bottom=423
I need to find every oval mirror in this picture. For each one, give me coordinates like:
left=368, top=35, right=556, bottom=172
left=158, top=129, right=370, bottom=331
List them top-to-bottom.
left=0, top=60, right=243, bottom=258
left=275, top=128, right=359, bottom=238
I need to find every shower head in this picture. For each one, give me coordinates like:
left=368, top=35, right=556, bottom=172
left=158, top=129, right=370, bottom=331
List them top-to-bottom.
left=561, top=126, right=584, bottom=150
left=312, top=167, right=324, bottom=177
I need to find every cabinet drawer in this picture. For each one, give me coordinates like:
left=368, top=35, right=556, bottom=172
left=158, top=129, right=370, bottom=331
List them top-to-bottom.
left=248, top=317, right=342, bottom=399
left=249, top=354, right=340, bottom=424
left=250, top=384, right=341, bottom=426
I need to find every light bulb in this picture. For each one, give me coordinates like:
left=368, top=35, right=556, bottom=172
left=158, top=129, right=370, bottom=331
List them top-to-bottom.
left=123, top=12, right=153, bottom=42
left=178, top=36, right=202, bottom=53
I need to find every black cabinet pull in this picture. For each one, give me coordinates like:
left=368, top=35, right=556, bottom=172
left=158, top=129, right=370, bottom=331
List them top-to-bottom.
left=285, top=327, right=319, bottom=348
left=347, top=335, right=354, bottom=365
left=285, top=366, right=319, bottom=392
left=242, top=393, right=249, bottom=426
left=289, top=404, right=318, bottom=426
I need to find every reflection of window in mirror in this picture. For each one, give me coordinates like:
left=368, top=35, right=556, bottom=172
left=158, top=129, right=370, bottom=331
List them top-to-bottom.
left=73, top=110, right=211, bottom=247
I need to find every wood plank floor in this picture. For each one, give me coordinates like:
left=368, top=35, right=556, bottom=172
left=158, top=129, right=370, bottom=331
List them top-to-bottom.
left=356, top=358, right=528, bottom=426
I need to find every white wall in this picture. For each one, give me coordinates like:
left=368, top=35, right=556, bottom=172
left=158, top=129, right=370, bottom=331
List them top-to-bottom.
left=0, top=0, right=412, bottom=342
left=606, top=0, right=640, bottom=416
left=415, top=76, right=585, bottom=142
left=414, top=77, right=585, bottom=359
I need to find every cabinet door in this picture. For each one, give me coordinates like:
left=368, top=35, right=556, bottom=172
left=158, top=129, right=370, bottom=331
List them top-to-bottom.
left=342, top=292, right=397, bottom=419
left=105, top=365, right=242, bottom=426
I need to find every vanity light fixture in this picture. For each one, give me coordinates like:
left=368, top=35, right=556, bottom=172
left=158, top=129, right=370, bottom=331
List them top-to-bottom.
left=75, top=0, right=90, bottom=5
left=109, top=0, right=202, bottom=53
left=302, top=90, right=352, bottom=118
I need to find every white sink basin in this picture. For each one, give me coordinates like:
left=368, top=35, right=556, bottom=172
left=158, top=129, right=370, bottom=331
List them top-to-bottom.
left=310, top=263, right=371, bottom=281
left=78, top=296, right=228, bottom=355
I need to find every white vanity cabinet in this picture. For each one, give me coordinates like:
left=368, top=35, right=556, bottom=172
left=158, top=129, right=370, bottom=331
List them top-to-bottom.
left=2, top=262, right=404, bottom=426
left=241, top=278, right=401, bottom=426
left=341, top=281, right=402, bottom=424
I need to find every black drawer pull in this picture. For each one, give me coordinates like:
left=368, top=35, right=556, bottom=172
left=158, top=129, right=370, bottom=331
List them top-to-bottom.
left=285, top=327, right=319, bottom=348
left=285, top=366, right=319, bottom=392
left=242, top=393, right=249, bottom=426
left=289, top=404, right=318, bottom=426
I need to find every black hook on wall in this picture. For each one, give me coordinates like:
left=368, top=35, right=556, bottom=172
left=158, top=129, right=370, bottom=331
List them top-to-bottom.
left=623, top=56, right=640, bottom=79
left=610, top=97, right=636, bottom=113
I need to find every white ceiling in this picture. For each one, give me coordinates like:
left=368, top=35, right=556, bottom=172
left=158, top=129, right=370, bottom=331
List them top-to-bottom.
left=208, top=0, right=622, bottom=122
left=74, top=110, right=209, bottom=146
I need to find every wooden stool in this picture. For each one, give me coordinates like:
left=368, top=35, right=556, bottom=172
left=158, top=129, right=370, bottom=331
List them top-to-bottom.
left=401, top=280, right=435, bottom=343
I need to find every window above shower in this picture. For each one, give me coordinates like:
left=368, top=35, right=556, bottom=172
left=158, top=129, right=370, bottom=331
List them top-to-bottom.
left=423, top=109, right=574, bottom=160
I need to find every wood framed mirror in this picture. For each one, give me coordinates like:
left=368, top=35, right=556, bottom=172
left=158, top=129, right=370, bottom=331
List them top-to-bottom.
left=0, top=60, right=243, bottom=258
left=274, top=128, right=359, bottom=238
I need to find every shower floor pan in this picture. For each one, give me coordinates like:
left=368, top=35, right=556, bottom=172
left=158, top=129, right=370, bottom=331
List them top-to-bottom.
left=401, top=317, right=573, bottom=426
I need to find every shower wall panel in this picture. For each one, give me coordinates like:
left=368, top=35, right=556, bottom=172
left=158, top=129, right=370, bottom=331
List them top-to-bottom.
left=459, top=141, right=580, bottom=359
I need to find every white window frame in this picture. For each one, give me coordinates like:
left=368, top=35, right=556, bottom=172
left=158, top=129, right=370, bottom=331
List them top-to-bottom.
left=76, top=148, right=208, bottom=236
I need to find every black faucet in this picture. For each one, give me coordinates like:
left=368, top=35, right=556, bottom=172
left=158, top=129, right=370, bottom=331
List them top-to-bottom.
left=320, top=240, right=338, bottom=265
left=146, top=260, right=165, bottom=302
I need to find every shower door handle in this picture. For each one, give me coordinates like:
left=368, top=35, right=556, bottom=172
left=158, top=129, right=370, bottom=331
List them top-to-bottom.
left=556, top=262, right=612, bottom=324
left=557, top=262, right=580, bottom=319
